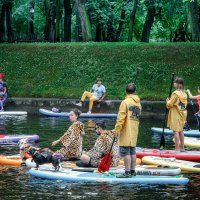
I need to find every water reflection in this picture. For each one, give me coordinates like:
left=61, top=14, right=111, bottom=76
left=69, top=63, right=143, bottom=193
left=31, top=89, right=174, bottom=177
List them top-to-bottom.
left=0, top=116, right=199, bottom=200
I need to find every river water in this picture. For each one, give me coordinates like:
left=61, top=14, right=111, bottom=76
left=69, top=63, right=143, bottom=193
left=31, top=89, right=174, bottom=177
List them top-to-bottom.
left=0, top=115, right=199, bottom=200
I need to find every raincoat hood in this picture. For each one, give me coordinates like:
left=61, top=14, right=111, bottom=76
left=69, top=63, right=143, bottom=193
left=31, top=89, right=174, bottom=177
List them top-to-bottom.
left=173, top=90, right=187, bottom=104
left=125, top=94, right=140, bottom=103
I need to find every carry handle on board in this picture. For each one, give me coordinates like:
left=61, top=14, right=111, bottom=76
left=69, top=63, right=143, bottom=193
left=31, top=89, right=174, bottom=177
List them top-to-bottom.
left=160, top=73, right=175, bottom=149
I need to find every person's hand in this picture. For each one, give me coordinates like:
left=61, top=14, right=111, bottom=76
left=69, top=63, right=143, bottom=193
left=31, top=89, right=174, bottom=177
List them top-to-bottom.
left=114, top=132, right=118, bottom=138
left=52, top=140, right=59, bottom=146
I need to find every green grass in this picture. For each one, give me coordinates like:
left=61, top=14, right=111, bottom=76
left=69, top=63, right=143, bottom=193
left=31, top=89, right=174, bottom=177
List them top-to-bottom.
left=0, top=42, right=200, bottom=100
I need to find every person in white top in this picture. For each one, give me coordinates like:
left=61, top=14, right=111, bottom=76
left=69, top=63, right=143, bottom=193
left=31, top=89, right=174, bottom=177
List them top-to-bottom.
left=76, top=78, right=106, bottom=114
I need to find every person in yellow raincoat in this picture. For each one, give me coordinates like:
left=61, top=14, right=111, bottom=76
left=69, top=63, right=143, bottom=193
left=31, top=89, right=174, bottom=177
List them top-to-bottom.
left=166, top=77, right=187, bottom=152
left=114, top=83, right=142, bottom=178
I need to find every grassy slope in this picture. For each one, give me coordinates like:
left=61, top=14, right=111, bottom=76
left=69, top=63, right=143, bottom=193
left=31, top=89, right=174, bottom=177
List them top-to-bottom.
left=0, top=42, right=199, bottom=100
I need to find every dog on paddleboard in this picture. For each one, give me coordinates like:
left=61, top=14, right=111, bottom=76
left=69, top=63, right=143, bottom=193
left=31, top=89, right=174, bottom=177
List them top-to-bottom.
left=27, top=147, right=64, bottom=171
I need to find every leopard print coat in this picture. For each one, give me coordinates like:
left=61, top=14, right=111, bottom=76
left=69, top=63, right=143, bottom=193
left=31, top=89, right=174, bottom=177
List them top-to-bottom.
left=56, top=121, right=85, bottom=159
left=86, top=130, right=120, bottom=167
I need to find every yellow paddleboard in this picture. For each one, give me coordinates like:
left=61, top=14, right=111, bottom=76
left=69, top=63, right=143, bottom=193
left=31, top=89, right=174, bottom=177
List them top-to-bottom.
left=173, top=137, right=200, bottom=148
left=184, top=137, right=200, bottom=148
left=142, top=156, right=200, bottom=172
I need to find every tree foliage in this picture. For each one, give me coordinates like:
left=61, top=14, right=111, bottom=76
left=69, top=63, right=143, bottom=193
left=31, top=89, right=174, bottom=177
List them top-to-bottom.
left=0, top=0, right=199, bottom=42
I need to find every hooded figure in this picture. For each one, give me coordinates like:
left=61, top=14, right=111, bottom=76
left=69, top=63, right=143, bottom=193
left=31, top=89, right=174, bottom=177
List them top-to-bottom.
left=167, top=90, right=188, bottom=132
left=115, top=94, right=142, bottom=147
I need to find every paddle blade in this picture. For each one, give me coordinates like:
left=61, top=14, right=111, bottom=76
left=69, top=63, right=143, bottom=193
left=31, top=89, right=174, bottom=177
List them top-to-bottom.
left=98, top=153, right=112, bottom=172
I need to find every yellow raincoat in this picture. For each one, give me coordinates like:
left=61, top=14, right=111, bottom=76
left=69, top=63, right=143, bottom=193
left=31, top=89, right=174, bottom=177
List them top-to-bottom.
left=167, top=90, right=187, bottom=132
left=115, top=94, right=142, bottom=147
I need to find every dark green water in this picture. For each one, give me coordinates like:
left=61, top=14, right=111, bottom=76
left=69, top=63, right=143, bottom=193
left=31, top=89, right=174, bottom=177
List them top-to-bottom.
left=0, top=116, right=199, bottom=200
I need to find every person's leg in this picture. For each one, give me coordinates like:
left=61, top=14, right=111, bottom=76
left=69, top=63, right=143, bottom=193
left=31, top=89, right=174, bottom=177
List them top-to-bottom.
left=76, top=91, right=92, bottom=107
left=81, top=91, right=92, bottom=102
left=88, top=95, right=98, bottom=112
left=174, top=131, right=180, bottom=151
left=179, top=131, right=185, bottom=151
left=117, top=147, right=132, bottom=178
left=130, top=147, right=136, bottom=173
left=76, top=153, right=92, bottom=167
left=81, top=154, right=90, bottom=164
left=124, top=154, right=131, bottom=172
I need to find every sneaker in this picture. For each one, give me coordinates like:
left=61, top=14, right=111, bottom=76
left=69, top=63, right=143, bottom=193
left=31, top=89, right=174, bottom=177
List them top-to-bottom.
left=75, top=102, right=82, bottom=107
left=0, top=109, right=4, bottom=112
left=87, top=111, right=91, bottom=114
left=76, top=161, right=91, bottom=167
left=131, top=170, right=136, bottom=176
left=116, top=173, right=132, bottom=178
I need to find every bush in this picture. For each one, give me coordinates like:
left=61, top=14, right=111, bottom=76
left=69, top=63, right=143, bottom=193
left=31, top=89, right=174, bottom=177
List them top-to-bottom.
left=0, top=42, right=199, bottom=100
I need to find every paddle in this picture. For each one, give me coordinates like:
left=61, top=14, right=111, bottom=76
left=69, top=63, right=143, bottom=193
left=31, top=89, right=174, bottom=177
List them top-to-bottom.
left=160, top=73, right=175, bottom=149
left=190, top=100, right=200, bottom=131
left=98, top=137, right=116, bottom=173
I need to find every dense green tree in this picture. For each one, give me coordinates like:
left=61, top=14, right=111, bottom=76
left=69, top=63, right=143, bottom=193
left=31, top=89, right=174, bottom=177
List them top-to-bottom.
left=0, top=0, right=199, bottom=42
left=188, top=0, right=200, bottom=41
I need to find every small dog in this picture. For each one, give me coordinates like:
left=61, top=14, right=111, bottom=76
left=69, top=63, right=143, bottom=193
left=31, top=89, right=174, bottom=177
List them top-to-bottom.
left=28, top=147, right=64, bottom=171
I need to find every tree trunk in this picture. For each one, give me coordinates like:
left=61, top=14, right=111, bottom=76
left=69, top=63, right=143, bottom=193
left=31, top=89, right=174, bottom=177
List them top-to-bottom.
left=28, top=0, right=35, bottom=38
left=44, top=0, right=56, bottom=42
left=44, top=0, right=49, bottom=40
left=55, top=0, right=62, bottom=42
left=63, top=0, right=72, bottom=42
left=76, top=0, right=92, bottom=41
left=116, top=0, right=127, bottom=41
left=128, top=0, right=138, bottom=42
left=188, top=0, right=200, bottom=42
left=141, top=1, right=156, bottom=42
left=5, top=3, right=13, bottom=43
left=107, top=3, right=116, bottom=42
left=0, top=4, right=6, bottom=42
left=75, top=6, right=82, bottom=41
left=95, top=23, right=102, bottom=42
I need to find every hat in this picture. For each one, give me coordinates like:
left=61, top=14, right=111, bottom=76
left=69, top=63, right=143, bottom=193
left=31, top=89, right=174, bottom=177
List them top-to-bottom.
left=0, top=73, right=5, bottom=79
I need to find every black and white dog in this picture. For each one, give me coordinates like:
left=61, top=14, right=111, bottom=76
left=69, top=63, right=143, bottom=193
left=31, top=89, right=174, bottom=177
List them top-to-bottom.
left=28, top=147, right=64, bottom=171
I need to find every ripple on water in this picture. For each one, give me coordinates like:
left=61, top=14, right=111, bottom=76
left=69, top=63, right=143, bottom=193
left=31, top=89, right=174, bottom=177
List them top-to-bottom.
left=0, top=116, right=200, bottom=200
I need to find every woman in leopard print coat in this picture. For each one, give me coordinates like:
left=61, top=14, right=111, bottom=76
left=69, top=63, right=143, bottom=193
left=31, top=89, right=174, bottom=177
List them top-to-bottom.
left=52, top=109, right=85, bottom=159
left=80, top=121, right=120, bottom=167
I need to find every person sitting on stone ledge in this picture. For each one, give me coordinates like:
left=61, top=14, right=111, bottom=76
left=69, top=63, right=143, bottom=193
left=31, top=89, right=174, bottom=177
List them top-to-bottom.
left=75, top=78, right=106, bottom=114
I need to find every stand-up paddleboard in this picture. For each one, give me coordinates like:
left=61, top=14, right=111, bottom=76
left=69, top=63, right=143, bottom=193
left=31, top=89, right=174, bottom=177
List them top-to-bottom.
left=39, top=108, right=117, bottom=118
left=0, top=111, right=27, bottom=115
left=151, top=127, right=200, bottom=137
left=0, top=134, right=39, bottom=145
left=182, top=137, right=200, bottom=148
left=136, top=148, right=200, bottom=162
left=0, top=154, right=31, bottom=166
left=0, top=155, right=23, bottom=166
left=142, top=156, right=200, bottom=172
left=25, top=158, right=142, bottom=168
left=26, top=158, right=181, bottom=176
left=72, top=166, right=181, bottom=176
left=29, top=168, right=188, bottom=185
